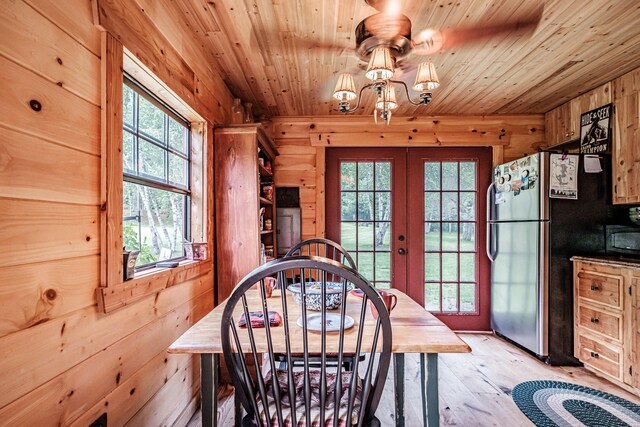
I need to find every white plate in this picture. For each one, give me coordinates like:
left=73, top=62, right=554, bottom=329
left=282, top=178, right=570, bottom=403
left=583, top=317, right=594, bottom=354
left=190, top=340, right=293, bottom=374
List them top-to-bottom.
left=296, top=314, right=354, bottom=332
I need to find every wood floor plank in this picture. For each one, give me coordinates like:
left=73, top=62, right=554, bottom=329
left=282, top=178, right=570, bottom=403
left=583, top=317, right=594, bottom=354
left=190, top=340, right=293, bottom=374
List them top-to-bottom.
left=185, top=333, right=640, bottom=427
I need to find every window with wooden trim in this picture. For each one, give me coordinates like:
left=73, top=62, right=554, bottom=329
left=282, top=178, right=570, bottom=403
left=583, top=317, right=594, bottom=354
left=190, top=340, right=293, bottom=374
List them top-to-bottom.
left=98, top=33, right=211, bottom=313
left=122, top=76, right=191, bottom=269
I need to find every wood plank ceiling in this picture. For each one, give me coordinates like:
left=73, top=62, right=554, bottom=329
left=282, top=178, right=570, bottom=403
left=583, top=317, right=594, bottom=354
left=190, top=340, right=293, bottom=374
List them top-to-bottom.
left=168, top=0, right=640, bottom=117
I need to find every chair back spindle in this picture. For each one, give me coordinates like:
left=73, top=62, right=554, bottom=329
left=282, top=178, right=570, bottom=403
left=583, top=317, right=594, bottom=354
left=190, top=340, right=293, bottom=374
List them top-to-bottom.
left=221, top=256, right=392, bottom=427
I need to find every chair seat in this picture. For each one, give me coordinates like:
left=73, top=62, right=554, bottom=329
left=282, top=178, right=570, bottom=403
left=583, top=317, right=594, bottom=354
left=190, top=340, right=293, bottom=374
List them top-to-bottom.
left=274, top=353, right=366, bottom=371
left=256, top=369, right=362, bottom=427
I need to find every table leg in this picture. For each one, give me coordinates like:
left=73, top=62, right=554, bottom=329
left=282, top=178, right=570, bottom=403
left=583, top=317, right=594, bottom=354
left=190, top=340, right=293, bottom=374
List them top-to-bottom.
left=394, top=353, right=405, bottom=427
left=420, top=353, right=440, bottom=427
left=200, top=354, right=219, bottom=427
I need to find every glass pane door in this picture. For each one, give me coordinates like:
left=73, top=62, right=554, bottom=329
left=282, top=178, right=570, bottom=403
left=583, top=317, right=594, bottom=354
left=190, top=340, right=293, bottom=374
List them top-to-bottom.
left=408, top=147, right=492, bottom=331
left=339, top=161, right=392, bottom=289
left=423, top=161, right=478, bottom=313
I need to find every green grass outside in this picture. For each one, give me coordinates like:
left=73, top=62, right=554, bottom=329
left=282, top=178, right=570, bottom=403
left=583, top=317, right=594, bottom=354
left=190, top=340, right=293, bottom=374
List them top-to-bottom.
left=340, top=222, right=476, bottom=312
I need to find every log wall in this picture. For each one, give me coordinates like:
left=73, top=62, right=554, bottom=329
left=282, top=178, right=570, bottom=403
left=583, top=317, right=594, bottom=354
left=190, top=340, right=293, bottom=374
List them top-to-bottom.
left=0, top=0, right=233, bottom=425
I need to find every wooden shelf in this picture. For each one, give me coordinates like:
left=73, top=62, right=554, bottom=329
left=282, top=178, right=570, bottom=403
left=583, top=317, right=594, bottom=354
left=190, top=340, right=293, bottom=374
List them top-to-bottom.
left=259, top=163, right=273, bottom=178
left=259, top=197, right=273, bottom=205
left=260, top=230, right=274, bottom=235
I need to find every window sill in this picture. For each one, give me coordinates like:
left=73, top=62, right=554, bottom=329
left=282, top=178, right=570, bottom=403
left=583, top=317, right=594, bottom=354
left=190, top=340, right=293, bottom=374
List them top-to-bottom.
left=96, top=259, right=212, bottom=313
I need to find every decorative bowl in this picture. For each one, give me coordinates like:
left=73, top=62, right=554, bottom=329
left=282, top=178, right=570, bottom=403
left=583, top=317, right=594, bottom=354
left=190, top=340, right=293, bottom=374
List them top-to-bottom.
left=287, top=282, right=346, bottom=311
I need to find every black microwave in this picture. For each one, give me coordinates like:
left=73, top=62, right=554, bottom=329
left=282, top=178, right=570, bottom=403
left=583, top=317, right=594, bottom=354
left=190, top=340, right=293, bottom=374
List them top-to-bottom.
left=605, top=225, right=640, bottom=258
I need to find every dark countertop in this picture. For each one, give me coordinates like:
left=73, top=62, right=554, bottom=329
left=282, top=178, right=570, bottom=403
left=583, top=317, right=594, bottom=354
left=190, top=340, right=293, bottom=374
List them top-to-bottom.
left=570, top=255, right=640, bottom=269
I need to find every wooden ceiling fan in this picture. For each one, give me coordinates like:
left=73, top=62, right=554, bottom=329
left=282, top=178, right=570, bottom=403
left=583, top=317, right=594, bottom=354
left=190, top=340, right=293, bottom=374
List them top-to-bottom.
left=291, top=0, right=544, bottom=122
left=357, top=0, right=544, bottom=61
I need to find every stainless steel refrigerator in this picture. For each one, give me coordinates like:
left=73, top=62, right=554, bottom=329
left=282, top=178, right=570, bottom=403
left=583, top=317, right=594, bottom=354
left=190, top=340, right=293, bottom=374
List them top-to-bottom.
left=487, top=152, right=622, bottom=365
left=488, top=153, right=549, bottom=358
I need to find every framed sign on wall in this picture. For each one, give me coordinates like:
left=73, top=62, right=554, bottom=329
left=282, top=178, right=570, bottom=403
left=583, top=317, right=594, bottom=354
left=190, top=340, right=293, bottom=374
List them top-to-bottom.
left=580, top=103, right=612, bottom=154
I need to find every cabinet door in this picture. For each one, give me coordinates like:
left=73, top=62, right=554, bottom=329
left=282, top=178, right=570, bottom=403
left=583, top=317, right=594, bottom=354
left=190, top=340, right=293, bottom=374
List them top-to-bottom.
left=612, top=70, right=640, bottom=204
left=565, top=98, right=581, bottom=141
left=545, top=100, right=580, bottom=147
left=557, top=102, right=575, bottom=143
left=545, top=107, right=562, bottom=148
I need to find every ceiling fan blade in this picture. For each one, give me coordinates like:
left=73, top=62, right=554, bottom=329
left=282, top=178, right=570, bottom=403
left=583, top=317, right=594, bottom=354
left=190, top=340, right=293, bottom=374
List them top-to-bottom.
left=365, top=0, right=402, bottom=13
left=413, top=6, right=544, bottom=55
left=366, top=12, right=412, bottom=41
left=255, top=28, right=355, bottom=55
left=292, top=38, right=355, bottom=55
left=392, top=58, right=419, bottom=87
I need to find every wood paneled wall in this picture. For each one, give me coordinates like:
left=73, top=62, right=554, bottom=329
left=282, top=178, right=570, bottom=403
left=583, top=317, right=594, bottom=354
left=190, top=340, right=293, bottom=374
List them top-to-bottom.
left=0, top=0, right=232, bottom=425
left=271, top=115, right=545, bottom=240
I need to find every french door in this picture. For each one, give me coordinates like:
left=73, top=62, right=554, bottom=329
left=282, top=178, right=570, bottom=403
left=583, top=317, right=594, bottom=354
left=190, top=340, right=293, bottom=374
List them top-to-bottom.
left=326, top=147, right=492, bottom=330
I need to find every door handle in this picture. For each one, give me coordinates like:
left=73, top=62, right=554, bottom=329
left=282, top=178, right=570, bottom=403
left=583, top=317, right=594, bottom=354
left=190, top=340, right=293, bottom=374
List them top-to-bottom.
left=398, top=248, right=406, bottom=255
left=590, top=317, right=600, bottom=324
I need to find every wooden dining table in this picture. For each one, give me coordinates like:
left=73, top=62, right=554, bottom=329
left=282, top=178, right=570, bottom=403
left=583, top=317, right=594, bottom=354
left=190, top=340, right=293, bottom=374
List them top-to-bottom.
left=168, top=288, right=470, bottom=427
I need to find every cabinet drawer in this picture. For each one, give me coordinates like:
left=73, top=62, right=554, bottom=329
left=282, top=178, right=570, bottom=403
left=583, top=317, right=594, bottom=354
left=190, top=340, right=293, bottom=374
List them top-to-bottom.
left=577, top=271, right=623, bottom=309
left=578, top=305, right=622, bottom=342
left=577, top=333, right=623, bottom=380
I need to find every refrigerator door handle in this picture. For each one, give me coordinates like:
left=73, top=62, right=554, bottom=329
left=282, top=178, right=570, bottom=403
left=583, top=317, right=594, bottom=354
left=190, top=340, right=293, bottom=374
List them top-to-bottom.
left=486, top=182, right=495, bottom=222
left=486, top=183, right=496, bottom=262
left=487, top=223, right=496, bottom=262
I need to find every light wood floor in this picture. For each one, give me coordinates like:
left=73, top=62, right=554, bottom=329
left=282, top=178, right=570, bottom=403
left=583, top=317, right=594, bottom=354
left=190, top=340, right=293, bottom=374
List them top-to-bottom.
left=186, top=333, right=640, bottom=426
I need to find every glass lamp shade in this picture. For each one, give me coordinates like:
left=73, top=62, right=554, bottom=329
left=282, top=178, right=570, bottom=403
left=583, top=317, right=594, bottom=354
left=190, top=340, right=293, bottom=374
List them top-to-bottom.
left=365, top=47, right=395, bottom=81
left=413, top=61, right=440, bottom=91
left=333, top=73, right=357, bottom=101
left=375, top=84, right=398, bottom=110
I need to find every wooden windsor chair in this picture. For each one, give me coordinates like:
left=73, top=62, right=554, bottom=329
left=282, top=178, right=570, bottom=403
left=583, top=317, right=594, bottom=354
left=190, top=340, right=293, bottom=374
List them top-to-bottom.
left=285, top=238, right=357, bottom=269
left=221, top=256, right=392, bottom=427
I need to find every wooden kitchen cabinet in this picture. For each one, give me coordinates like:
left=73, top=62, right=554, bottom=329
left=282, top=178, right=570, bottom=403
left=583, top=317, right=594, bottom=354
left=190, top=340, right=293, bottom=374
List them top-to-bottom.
left=612, top=68, right=640, bottom=204
left=545, top=82, right=612, bottom=149
left=545, top=99, right=580, bottom=148
left=214, top=124, right=278, bottom=303
left=573, top=257, right=640, bottom=396
left=632, top=274, right=640, bottom=388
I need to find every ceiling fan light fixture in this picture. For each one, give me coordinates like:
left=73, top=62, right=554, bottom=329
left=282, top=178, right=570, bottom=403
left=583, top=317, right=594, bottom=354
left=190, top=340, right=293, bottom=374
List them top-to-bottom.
left=365, top=47, right=395, bottom=81
left=413, top=61, right=440, bottom=91
left=333, top=73, right=357, bottom=101
left=375, top=84, right=398, bottom=110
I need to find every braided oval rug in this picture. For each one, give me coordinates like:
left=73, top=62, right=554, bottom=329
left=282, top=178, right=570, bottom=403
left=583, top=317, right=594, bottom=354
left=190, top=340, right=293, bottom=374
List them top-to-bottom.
left=512, top=380, right=640, bottom=427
